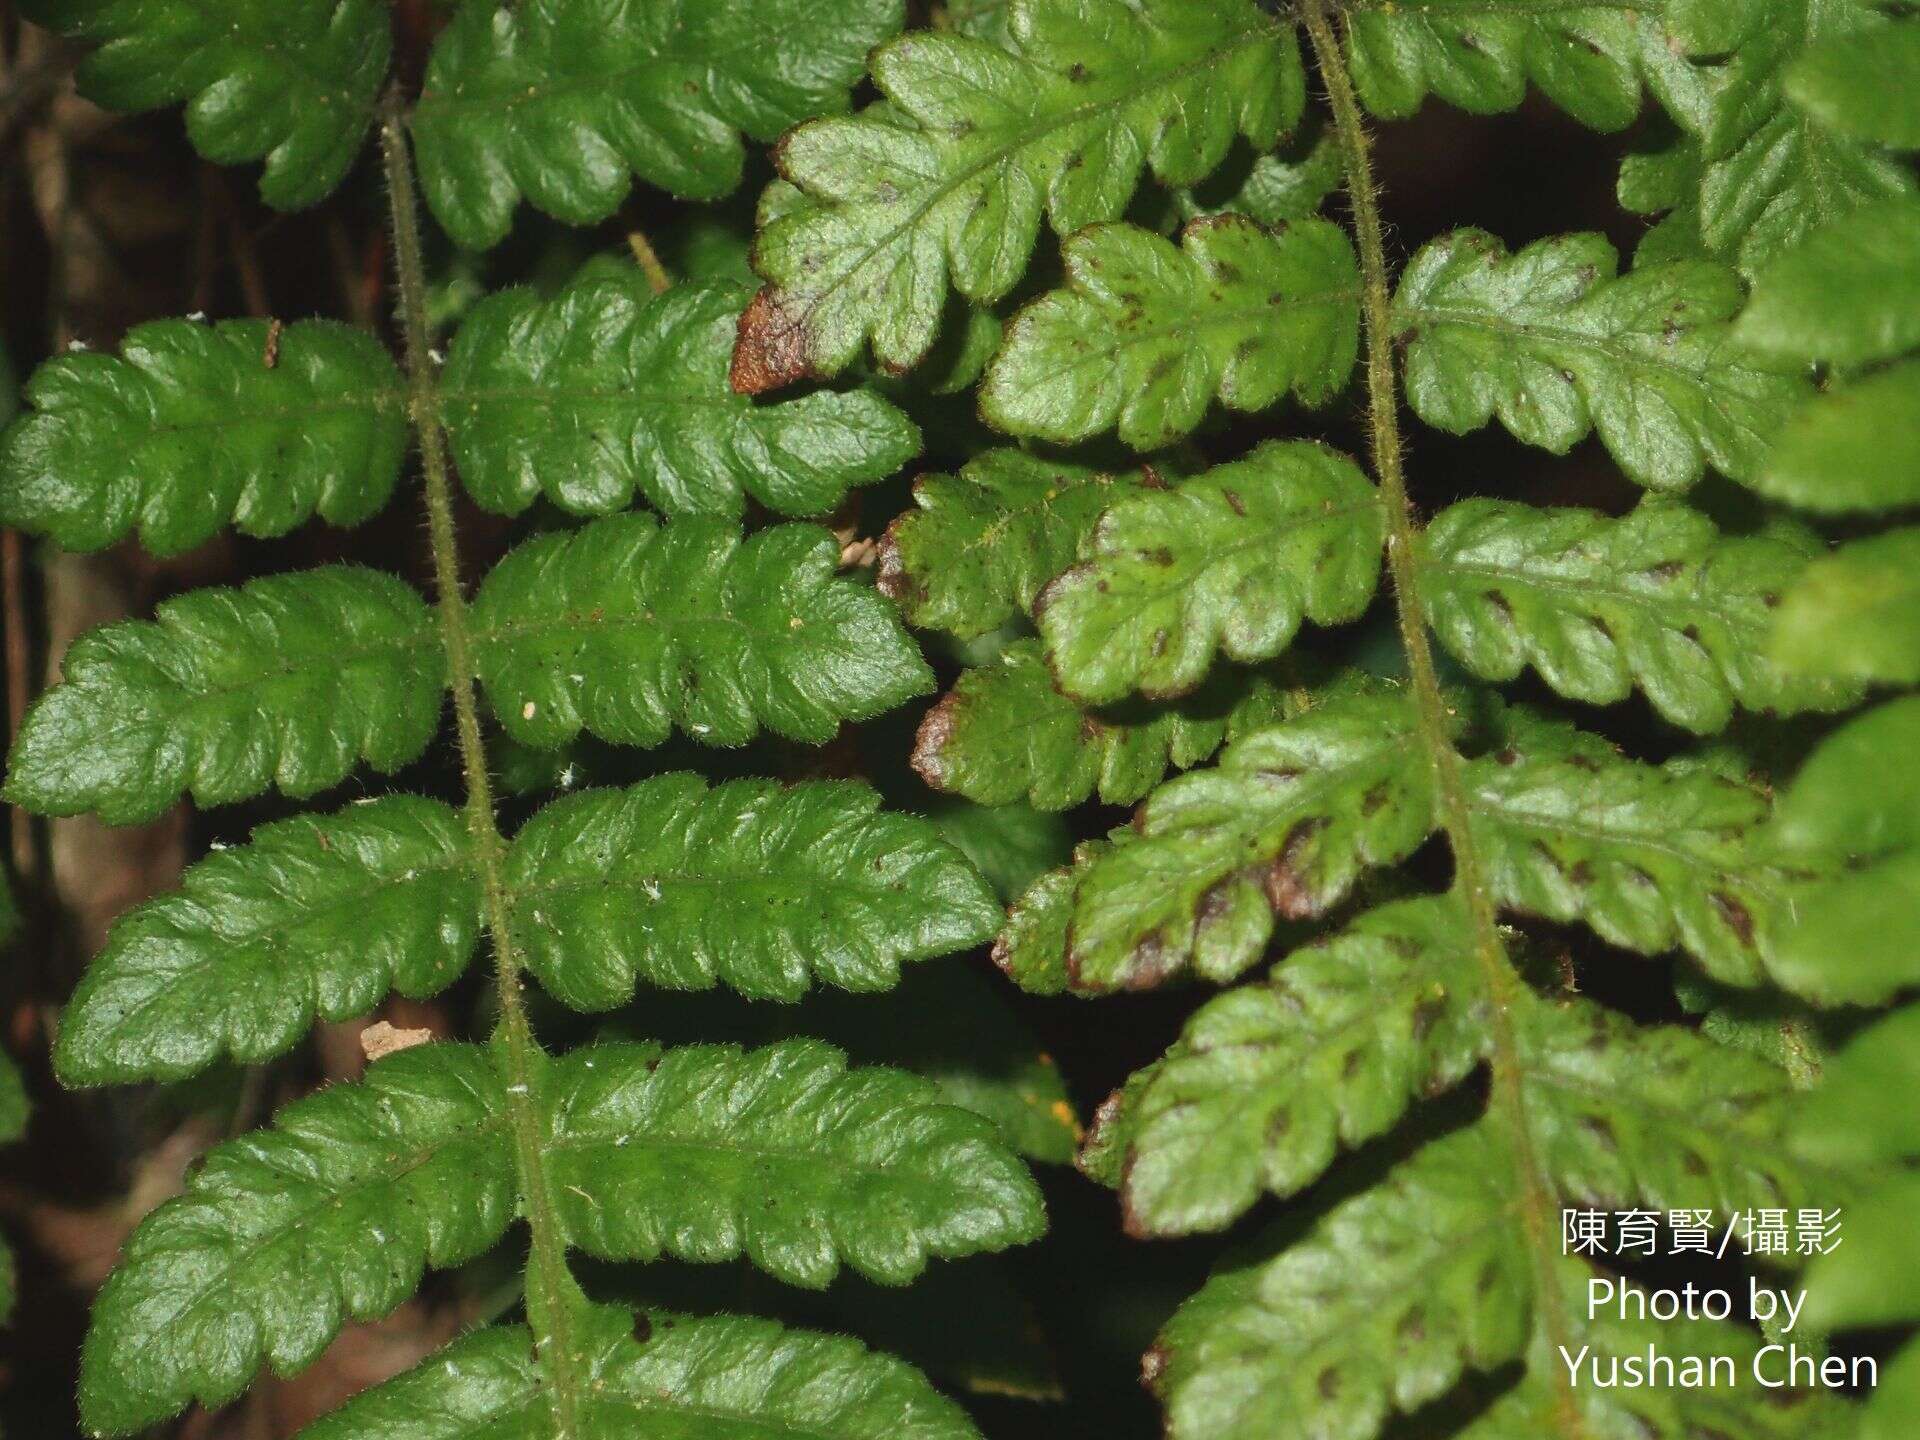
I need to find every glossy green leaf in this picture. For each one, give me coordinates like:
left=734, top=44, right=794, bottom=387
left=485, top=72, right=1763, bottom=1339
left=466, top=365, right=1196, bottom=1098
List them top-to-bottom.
left=22, top=0, right=390, bottom=209
left=410, top=0, right=906, bottom=249
left=732, top=0, right=1302, bottom=388
left=1342, top=0, right=1675, bottom=131
left=1677, top=0, right=1914, bottom=272
left=1786, top=22, right=1920, bottom=149
left=1176, top=124, right=1342, bottom=226
left=1735, top=197, right=1920, bottom=366
left=979, top=216, right=1360, bottom=450
left=1393, top=230, right=1807, bottom=490
left=441, top=272, right=918, bottom=521
left=0, top=318, right=405, bottom=556
left=1035, top=442, right=1383, bottom=704
left=876, top=450, right=1159, bottom=639
left=1420, top=498, right=1851, bottom=732
left=469, top=514, right=933, bottom=750
left=5, top=567, right=440, bottom=825
left=913, top=641, right=1293, bottom=810
left=1066, top=682, right=1439, bottom=991
left=1466, top=725, right=1802, bottom=987
left=506, top=775, right=997, bottom=1008
left=57, top=797, right=479, bottom=1084
left=991, top=831, right=1129, bottom=997
left=1112, top=896, right=1486, bottom=1235
left=620, top=963, right=1080, bottom=1165
left=1521, top=998, right=1808, bottom=1217
left=543, top=1040, right=1044, bottom=1288
left=79, top=1045, right=514, bottom=1436
left=1153, top=1122, right=1529, bottom=1440
left=1803, top=1173, right=1920, bottom=1332
left=301, top=1303, right=985, bottom=1440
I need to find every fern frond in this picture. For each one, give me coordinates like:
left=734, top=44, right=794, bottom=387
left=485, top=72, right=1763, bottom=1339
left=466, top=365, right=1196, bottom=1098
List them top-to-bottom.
left=21, top=0, right=390, bottom=208
left=410, top=0, right=906, bottom=249
left=730, top=0, right=1303, bottom=388
left=1336, top=0, right=1671, bottom=131
left=1666, top=0, right=1914, bottom=269
left=1786, top=21, right=1920, bottom=148
left=1735, top=195, right=1920, bottom=367
left=979, top=216, right=1360, bottom=450
left=1392, top=230, right=1807, bottom=490
left=441, top=272, right=919, bottom=520
left=0, top=318, right=406, bottom=555
left=1035, top=441, right=1383, bottom=704
left=876, top=450, right=1161, bottom=639
left=1419, top=498, right=1852, bottom=732
left=469, top=514, right=933, bottom=749
left=4, top=567, right=440, bottom=824
left=913, top=642, right=1294, bottom=810
left=1064, top=682, right=1438, bottom=990
left=1766, top=698, right=1920, bottom=1003
left=1466, top=727, right=1802, bottom=986
left=507, top=775, right=997, bottom=1008
left=56, top=797, right=479, bottom=1084
left=992, top=831, right=1129, bottom=996
left=1110, top=895, right=1484, bottom=1234
left=543, top=1040, right=1045, bottom=1287
left=79, top=1044, right=516, bottom=1435
left=1152, top=1121, right=1530, bottom=1440
left=302, top=1303, right=985, bottom=1440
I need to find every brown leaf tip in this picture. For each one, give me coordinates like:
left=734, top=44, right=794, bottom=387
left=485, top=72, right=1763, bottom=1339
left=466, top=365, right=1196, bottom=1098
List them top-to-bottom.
left=730, top=287, right=815, bottom=395
left=360, top=1021, right=434, bottom=1063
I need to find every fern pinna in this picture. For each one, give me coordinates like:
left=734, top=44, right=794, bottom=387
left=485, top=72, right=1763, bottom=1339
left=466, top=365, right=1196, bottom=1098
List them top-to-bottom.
left=3, top=0, right=1917, bottom=1438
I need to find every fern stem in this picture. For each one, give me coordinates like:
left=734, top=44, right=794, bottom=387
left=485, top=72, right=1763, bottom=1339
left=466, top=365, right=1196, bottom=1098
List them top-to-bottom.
left=1295, top=9, right=1584, bottom=1432
left=378, top=93, right=587, bottom=1430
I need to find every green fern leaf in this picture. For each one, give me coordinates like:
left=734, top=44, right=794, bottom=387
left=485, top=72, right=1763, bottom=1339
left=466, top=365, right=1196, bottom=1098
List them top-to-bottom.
left=21, top=0, right=390, bottom=209
left=410, top=0, right=905, bottom=249
left=730, top=0, right=1302, bottom=388
left=1340, top=0, right=1671, bottom=131
left=1677, top=0, right=1914, bottom=270
left=1786, top=21, right=1920, bottom=149
left=1175, top=124, right=1342, bottom=226
left=1735, top=196, right=1920, bottom=366
left=979, top=216, right=1360, bottom=450
left=1392, top=230, right=1807, bottom=490
left=441, top=273, right=918, bottom=521
left=0, top=318, right=406, bottom=556
left=1755, top=363, right=1920, bottom=514
left=1035, top=442, right=1383, bottom=704
left=876, top=450, right=1160, bottom=639
left=1420, top=498, right=1850, bottom=732
left=469, top=514, right=933, bottom=750
left=1773, top=531, right=1920, bottom=683
left=4, top=567, right=440, bottom=824
left=913, top=641, right=1293, bottom=810
left=1065, top=683, right=1439, bottom=991
left=1767, top=699, right=1920, bottom=1004
left=1466, top=726, right=1800, bottom=986
left=506, top=775, right=997, bottom=1008
left=56, top=797, right=479, bottom=1084
left=992, top=831, right=1128, bottom=996
left=1112, top=896, right=1485, bottom=1235
left=1520, top=998, right=1808, bottom=1216
left=1797, top=1004, right=1920, bottom=1169
left=543, top=1040, right=1045, bottom=1288
left=79, top=1045, right=515, bottom=1436
left=1152, top=1121, right=1529, bottom=1440
left=301, top=1303, right=984, bottom=1440
left=1458, top=1310, right=1856, bottom=1439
